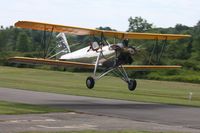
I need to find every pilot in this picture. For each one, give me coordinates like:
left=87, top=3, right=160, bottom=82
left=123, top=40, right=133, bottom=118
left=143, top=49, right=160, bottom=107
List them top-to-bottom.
left=122, top=39, right=129, bottom=47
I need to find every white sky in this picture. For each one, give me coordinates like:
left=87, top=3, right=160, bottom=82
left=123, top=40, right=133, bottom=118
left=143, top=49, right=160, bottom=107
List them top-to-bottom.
left=1, top=0, right=200, bottom=31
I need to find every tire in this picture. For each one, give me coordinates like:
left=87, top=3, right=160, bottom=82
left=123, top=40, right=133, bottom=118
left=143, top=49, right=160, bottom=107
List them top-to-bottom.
left=86, top=76, right=95, bottom=89
left=128, top=79, right=137, bottom=91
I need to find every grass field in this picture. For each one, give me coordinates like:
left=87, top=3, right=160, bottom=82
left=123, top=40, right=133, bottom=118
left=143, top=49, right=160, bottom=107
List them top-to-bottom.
left=0, top=66, right=200, bottom=107
left=0, top=101, right=69, bottom=115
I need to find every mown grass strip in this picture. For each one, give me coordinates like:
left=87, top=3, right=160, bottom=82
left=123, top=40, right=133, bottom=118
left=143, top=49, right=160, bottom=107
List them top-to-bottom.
left=0, top=66, right=200, bottom=107
left=0, top=101, right=70, bottom=115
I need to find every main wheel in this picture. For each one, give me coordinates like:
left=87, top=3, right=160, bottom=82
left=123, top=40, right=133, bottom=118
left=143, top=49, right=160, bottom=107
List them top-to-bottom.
left=86, top=76, right=95, bottom=89
left=128, top=79, right=137, bottom=91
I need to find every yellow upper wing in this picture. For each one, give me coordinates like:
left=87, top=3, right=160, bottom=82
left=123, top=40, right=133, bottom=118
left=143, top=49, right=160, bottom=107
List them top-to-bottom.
left=15, top=21, right=191, bottom=40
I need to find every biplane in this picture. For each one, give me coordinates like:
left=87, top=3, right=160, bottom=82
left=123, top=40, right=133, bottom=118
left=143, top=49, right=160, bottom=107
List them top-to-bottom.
left=9, top=21, right=191, bottom=91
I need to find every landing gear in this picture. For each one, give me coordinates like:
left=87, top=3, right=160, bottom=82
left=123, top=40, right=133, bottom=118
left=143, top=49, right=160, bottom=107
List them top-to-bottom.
left=85, top=42, right=138, bottom=92
left=86, top=76, right=95, bottom=89
left=128, top=79, right=137, bottom=91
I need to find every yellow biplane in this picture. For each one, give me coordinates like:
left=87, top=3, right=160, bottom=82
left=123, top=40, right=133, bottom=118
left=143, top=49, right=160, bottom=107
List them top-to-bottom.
left=9, top=21, right=191, bottom=91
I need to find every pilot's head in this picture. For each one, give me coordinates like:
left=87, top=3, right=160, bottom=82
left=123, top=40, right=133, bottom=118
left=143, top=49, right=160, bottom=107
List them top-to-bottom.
left=122, top=39, right=129, bottom=47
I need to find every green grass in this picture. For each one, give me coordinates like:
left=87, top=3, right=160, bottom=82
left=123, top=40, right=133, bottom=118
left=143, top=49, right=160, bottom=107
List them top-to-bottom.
left=0, top=66, right=200, bottom=107
left=0, top=101, right=70, bottom=115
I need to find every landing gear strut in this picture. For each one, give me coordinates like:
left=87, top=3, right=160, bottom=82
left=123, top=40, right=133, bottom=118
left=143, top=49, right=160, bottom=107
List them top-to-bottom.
left=86, top=76, right=95, bottom=89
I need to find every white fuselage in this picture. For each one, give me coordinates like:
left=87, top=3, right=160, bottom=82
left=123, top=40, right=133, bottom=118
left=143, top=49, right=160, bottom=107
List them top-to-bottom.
left=59, top=45, right=115, bottom=61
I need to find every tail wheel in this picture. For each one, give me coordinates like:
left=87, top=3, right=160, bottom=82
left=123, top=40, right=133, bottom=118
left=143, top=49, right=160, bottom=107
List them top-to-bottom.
left=86, top=76, right=95, bottom=89
left=128, top=79, right=137, bottom=91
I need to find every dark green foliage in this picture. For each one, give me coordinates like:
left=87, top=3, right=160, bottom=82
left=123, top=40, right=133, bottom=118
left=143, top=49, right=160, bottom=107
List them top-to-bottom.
left=128, top=16, right=153, bottom=32
left=192, top=21, right=200, bottom=60
left=175, top=24, right=190, bottom=32
left=97, top=26, right=116, bottom=31
left=16, top=32, right=31, bottom=52
left=147, top=69, right=200, bottom=84
left=163, top=69, right=180, bottom=75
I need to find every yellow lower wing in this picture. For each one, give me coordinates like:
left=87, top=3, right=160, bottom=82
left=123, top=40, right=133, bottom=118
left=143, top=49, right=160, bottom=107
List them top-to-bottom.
left=8, top=57, right=181, bottom=70
left=8, top=57, right=95, bottom=69
left=123, top=65, right=181, bottom=70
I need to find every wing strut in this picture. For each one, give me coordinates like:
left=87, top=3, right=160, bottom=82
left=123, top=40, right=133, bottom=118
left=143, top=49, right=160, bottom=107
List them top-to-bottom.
left=41, top=26, right=54, bottom=59
left=45, top=26, right=54, bottom=58
left=42, top=28, right=46, bottom=58
left=148, top=38, right=167, bottom=65
left=158, top=39, right=167, bottom=63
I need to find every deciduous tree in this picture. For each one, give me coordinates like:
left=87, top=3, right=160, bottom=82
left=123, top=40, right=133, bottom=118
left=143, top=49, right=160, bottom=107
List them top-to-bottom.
left=128, top=16, right=153, bottom=32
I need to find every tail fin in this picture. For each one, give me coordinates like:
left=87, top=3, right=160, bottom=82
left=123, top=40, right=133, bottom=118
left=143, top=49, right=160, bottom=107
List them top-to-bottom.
left=56, top=33, right=71, bottom=53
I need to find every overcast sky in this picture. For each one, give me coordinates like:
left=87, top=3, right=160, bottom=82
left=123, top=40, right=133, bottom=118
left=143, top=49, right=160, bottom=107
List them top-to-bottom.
left=1, top=0, right=200, bottom=31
